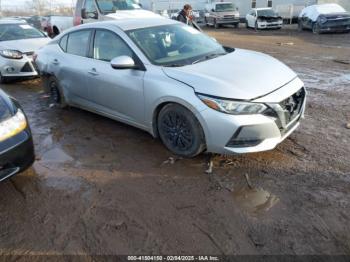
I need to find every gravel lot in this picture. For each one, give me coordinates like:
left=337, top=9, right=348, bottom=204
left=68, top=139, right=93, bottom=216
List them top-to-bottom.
left=0, top=25, right=349, bottom=256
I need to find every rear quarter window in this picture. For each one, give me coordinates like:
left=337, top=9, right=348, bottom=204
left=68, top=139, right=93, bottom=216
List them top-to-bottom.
left=66, top=30, right=91, bottom=57
left=59, top=34, right=68, bottom=52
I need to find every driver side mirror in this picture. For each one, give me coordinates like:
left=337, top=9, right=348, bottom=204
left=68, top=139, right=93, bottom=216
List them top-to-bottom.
left=211, top=8, right=215, bottom=12
left=88, top=11, right=98, bottom=19
left=111, top=56, right=136, bottom=69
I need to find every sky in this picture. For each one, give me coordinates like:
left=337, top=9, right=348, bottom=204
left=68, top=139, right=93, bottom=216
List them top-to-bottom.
left=1, top=0, right=75, bottom=9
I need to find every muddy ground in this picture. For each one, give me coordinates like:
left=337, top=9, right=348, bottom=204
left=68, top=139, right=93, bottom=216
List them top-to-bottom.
left=0, top=25, right=349, bottom=257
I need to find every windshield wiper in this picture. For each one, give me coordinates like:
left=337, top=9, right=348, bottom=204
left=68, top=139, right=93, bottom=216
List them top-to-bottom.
left=192, top=53, right=226, bottom=65
left=164, top=63, right=186, bottom=67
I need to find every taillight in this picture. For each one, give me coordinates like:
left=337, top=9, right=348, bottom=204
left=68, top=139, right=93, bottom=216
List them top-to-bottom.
left=74, top=16, right=82, bottom=26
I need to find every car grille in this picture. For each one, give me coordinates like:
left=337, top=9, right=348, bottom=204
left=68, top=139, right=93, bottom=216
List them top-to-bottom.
left=21, top=62, right=34, bottom=72
left=263, top=87, right=306, bottom=135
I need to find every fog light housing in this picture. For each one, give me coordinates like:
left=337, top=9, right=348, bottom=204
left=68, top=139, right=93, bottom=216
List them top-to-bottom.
left=226, top=127, right=263, bottom=148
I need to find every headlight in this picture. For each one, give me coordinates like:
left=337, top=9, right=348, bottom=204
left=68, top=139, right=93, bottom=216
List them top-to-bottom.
left=319, top=16, right=327, bottom=24
left=0, top=50, right=23, bottom=59
left=198, top=94, right=267, bottom=115
left=0, top=109, right=27, bottom=142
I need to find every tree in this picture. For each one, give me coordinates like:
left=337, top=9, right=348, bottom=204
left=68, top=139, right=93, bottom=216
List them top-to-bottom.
left=26, top=0, right=50, bottom=15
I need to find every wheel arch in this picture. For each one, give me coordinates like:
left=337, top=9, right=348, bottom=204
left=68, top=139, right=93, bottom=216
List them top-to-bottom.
left=150, top=98, right=208, bottom=145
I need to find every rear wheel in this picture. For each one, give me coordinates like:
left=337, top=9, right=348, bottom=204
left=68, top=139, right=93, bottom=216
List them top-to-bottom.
left=245, top=20, right=249, bottom=28
left=48, top=76, right=67, bottom=108
left=157, top=104, right=206, bottom=157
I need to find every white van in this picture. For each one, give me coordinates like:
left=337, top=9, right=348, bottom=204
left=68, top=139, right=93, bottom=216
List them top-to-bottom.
left=74, top=0, right=161, bottom=26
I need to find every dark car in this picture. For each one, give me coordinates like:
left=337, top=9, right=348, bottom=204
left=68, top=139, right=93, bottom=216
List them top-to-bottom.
left=298, top=3, right=350, bottom=34
left=0, top=89, right=34, bottom=182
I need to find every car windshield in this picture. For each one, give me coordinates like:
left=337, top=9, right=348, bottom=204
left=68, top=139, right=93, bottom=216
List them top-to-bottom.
left=96, top=0, right=141, bottom=13
left=216, top=3, right=235, bottom=12
left=257, top=9, right=278, bottom=16
left=0, top=24, right=45, bottom=41
left=126, top=24, right=228, bottom=66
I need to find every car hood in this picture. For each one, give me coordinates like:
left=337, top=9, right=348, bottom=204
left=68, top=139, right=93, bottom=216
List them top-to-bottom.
left=106, top=9, right=161, bottom=19
left=0, top=37, right=50, bottom=53
left=162, top=49, right=297, bottom=100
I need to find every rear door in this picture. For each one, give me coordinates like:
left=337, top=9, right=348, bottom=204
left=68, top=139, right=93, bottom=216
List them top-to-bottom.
left=54, top=29, right=93, bottom=105
left=86, top=29, right=146, bottom=125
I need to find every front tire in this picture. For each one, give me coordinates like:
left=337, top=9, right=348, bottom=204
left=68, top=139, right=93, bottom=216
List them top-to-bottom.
left=214, top=19, right=219, bottom=29
left=255, top=21, right=259, bottom=31
left=298, top=21, right=303, bottom=31
left=312, top=23, right=320, bottom=34
left=0, top=73, right=8, bottom=84
left=157, top=104, right=206, bottom=157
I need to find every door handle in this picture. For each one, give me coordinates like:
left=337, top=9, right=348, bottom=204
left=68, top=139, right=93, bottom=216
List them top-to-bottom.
left=52, top=59, right=59, bottom=65
left=88, top=68, right=99, bottom=76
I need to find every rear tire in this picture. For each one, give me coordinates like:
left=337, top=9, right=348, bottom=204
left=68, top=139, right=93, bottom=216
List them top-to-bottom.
left=245, top=21, right=249, bottom=28
left=48, top=76, right=67, bottom=108
left=157, top=103, right=206, bottom=157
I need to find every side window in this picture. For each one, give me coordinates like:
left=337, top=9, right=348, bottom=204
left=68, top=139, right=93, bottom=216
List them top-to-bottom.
left=84, top=0, right=97, bottom=13
left=66, top=30, right=91, bottom=57
left=93, top=30, right=133, bottom=62
left=59, top=34, right=68, bottom=52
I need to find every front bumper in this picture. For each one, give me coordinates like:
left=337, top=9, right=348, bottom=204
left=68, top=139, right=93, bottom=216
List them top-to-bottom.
left=217, top=18, right=240, bottom=24
left=257, top=21, right=283, bottom=29
left=319, top=24, right=350, bottom=32
left=0, top=54, right=39, bottom=78
left=198, top=78, right=306, bottom=154
left=0, top=128, right=35, bottom=182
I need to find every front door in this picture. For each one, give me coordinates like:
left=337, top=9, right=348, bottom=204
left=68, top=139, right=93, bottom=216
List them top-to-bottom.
left=87, top=29, right=146, bottom=125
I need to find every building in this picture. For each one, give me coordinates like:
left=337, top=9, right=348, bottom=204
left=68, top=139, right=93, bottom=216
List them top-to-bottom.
left=142, top=0, right=350, bottom=17
left=317, top=0, right=350, bottom=11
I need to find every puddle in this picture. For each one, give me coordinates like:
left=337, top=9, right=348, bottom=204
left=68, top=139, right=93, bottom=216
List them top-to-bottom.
left=41, top=147, right=74, bottom=163
left=44, top=175, right=83, bottom=192
left=233, top=187, right=279, bottom=216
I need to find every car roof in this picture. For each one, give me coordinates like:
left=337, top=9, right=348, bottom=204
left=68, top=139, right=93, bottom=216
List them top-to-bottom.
left=253, top=8, right=273, bottom=11
left=76, top=17, right=179, bottom=31
left=0, top=19, right=26, bottom=24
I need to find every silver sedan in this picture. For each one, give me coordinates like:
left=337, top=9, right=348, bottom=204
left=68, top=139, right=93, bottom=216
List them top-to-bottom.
left=35, top=18, right=306, bottom=157
left=0, top=20, right=50, bottom=83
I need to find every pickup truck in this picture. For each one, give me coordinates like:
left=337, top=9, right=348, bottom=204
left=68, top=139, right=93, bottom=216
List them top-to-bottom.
left=42, top=15, right=73, bottom=37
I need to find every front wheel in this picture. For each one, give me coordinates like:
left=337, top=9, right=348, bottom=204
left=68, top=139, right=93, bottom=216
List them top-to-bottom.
left=214, top=19, right=219, bottom=29
left=255, top=21, right=259, bottom=31
left=298, top=21, right=303, bottom=31
left=312, top=23, right=320, bottom=34
left=0, top=73, right=8, bottom=84
left=157, top=104, right=206, bottom=158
